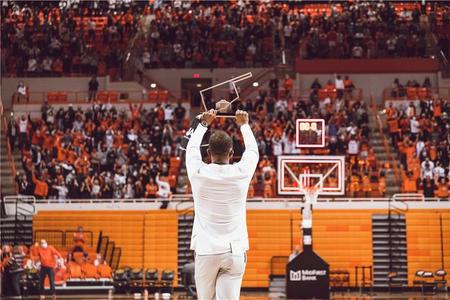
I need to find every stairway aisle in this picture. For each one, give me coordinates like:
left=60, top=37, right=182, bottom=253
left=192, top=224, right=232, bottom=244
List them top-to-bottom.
left=368, top=110, right=401, bottom=196
left=0, top=127, right=17, bottom=196
left=177, top=213, right=194, bottom=286
left=372, top=214, right=408, bottom=290
left=0, top=215, right=33, bottom=246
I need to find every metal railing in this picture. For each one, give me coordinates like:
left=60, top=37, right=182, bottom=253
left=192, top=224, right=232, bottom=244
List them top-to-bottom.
left=2, top=116, right=18, bottom=194
left=3, top=195, right=446, bottom=205
left=33, top=230, right=94, bottom=248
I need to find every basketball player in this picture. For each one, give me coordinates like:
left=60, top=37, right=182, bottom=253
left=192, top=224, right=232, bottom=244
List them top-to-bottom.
left=186, top=109, right=259, bottom=300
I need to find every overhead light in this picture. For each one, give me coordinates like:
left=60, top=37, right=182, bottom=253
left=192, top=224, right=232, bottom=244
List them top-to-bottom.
left=252, top=82, right=259, bottom=87
left=150, top=83, right=157, bottom=88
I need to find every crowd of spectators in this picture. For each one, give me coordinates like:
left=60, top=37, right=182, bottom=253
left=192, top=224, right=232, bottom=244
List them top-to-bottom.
left=1, top=0, right=142, bottom=77
left=3, top=1, right=447, bottom=77
left=298, top=2, right=431, bottom=59
left=390, top=77, right=433, bottom=98
left=386, top=95, right=450, bottom=198
left=8, top=100, right=187, bottom=202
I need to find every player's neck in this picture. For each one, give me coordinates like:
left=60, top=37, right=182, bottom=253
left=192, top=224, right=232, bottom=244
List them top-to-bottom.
left=211, top=157, right=230, bottom=165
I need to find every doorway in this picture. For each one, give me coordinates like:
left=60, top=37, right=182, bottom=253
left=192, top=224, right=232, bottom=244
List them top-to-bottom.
left=181, top=78, right=212, bottom=109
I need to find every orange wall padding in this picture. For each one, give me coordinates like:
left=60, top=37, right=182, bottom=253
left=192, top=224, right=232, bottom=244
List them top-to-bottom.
left=33, top=209, right=450, bottom=288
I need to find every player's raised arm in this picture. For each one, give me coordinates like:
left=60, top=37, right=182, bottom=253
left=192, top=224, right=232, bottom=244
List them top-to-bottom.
left=185, top=109, right=216, bottom=180
left=235, top=110, right=259, bottom=176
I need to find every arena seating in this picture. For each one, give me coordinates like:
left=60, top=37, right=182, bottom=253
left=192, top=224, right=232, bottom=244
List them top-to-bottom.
left=2, top=1, right=446, bottom=77
left=383, top=90, right=450, bottom=198
left=12, top=102, right=186, bottom=200
left=31, top=209, right=450, bottom=289
left=33, top=210, right=179, bottom=284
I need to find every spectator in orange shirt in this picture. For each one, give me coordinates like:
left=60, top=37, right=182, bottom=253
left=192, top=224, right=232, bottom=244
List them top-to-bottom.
left=283, top=74, right=294, bottom=98
left=31, top=170, right=49, bottom=199
left=145, top=177, right=158, bottom=198
left=436, top=178, right=449, bottom=199
left=36, top=239, right=62, bottom=299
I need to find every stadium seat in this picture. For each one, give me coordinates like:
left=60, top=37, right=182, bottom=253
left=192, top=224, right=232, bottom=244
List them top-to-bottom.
left=147, top=90, right=159, bottom=102
left=158, top=90, right=169, bottom=101
left=47, top=92, right=59, bottom=102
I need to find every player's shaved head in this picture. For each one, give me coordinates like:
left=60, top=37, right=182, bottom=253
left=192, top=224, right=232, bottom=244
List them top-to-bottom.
left=208, top=130, right=233, bottom=157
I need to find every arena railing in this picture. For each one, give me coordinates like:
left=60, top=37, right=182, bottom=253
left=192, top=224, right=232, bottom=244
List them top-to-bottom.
left=17, top=90, right=153, bottom=104
left=3, top=195, right=446, bottom=205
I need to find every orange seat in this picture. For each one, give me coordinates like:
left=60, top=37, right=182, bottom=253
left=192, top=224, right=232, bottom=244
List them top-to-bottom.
left=158, top=90, right=169, bottom=101
left=97, top=91, right=109, bottom=102
left=148, top=91, right=159, bottom=102
left=47, top=92, right=58, bottom=102
left=57, top=92, right=68, bottom=102
left=108, top=92, right=118, bottom=102
left=67, top=262, right=83, bottom=279
left=82, top=262, right=99, bottom=279
left=97, top=264, right=112, bottom=278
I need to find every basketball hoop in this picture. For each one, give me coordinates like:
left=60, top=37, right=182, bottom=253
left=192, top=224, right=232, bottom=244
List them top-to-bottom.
left=300, top=185, right=320, bottom=205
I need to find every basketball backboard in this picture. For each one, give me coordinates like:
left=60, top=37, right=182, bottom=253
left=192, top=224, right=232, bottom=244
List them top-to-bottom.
left=295, top=119, right=325, bottom=148
left=277, top=155, right=345, bottom=196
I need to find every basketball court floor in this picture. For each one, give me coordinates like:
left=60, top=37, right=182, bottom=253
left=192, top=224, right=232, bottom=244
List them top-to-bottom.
left=4, top=292, right=448, bottom=300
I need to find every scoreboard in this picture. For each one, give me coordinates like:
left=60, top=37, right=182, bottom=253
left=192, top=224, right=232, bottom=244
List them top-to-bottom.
left=295, top=119, right=325, bottom=148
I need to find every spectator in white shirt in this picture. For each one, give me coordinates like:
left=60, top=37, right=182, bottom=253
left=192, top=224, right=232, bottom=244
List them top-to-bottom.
left=284, top=24, right=292, bottom=47
left=352, top=45, right=363, bottom=58
left=142, top=49, right=151, bottom=68
left=27, top=57, right=37, bottom=74
left=42, top=57, right=53, bottom=75
left=335, top=74, right=344, bottom=99
left=15, top=81, right=28, bottom=103
left=275, top=98, right=288, bottom=114
left=164, top=103, right=174, bottom=121
left=186, top=110, right=258, bottom=300
left=18, top=115, right=28, bottom=150
left=410, top=117, right=420, bottom=138
left=272, top=136, right=283, bottom=156
left=348, top=137, right=360, bottom=156
left=416, top=139, right=425, bottom=157
left=421, top=159, right=434, bottom=179
left=433, top=162, right=445, bottom=180
left=54, top=182, right=69, bottom=202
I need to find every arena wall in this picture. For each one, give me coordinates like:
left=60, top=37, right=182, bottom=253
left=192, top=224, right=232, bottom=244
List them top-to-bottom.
left=2, top=76, right=145, bottom=108
left=32, top=207, right=450, bottom=288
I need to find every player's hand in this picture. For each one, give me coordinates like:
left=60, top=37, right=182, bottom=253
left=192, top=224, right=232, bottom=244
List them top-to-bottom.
left=201, top=109, right=217, bottom=126
left=235, top=110, right=249, bottom=127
